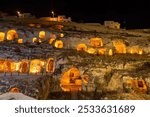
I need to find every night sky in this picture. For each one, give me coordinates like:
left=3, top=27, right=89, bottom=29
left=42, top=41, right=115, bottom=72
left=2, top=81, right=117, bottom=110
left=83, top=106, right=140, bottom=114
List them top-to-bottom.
left=0, top=0, right=150, bottom=29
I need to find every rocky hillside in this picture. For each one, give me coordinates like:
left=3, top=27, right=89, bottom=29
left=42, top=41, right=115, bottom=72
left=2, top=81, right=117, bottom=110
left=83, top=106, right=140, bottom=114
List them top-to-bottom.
left=0, top=20, right=150, bottom=100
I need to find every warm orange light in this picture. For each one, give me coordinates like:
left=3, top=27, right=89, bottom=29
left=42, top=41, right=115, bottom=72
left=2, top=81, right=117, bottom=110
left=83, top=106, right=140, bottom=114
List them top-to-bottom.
left=7, top=30, right=18, bottom=41
left=39, top=31, right=46, bottom=39
left=0, top=32, right=5, bottom=42
left=60, top=33, right=64, bottom=38
left=51, top=34, right=56, bottom=39
left=32, top=37, right=37, bottom=43
left=90, top=37, right=103, bottom=47
left=18, top=38, right=23, bottom=44
left=49, top=38, right=55, bottom=44
left=39, top=39, right=42, bottom=43
left=54, top=40, right=63, bottom=48
left=112, top=40, right=126, bottom=54
left=76, top=43, right=87, bottom=51
left=127, top=46, right=142, bottom=54
left=86, top=48, right=97, bottom=54
left=98, top=48, right=106, bottom=55
left=108, top=49, right=113, bottom=56
left=138, top=50, right=143, bottom=55
left=46, top=58, right=55, bottom=73
left=29, top=59, right=45, bottom=74
left=0, top=60, right=5, bottom=72
left=4, top=60, right=13, bottom=72
left=14, top=62, right=21, bottom=72
left=60, top=67, right=82, bottom=92
left=9, top=87, right=20, bottom=93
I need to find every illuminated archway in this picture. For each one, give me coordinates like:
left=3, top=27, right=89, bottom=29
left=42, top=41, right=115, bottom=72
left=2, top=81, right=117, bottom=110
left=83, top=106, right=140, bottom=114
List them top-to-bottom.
left=7, top=30, right=18, bottom=41
left=39, top=31, right=46, bottom=39
left=0, top=32, right=5, bottom=42
left=90, top=37, right=103, bottom=47
left=18, top=38, right=23, bottom=44
left=54, top=40, right=63, bottom=48
left=112, top=40, right=126, bottom=54
left=76, top=43, right=87, bottom=51
left=127, top=46, right=143, bottom=55
left=86, top=48, right=97, bottom=54
left=98, top=48, right=106, bottom=55
left=108, top=49, right=113, bottom=56
left=46, top=58, right=55, bottom=73
left=29, top=59, right=45, bottom=74
left=0, top=60, right=5, bottom=72
left=4, top=60, right=14, bottom=72
left=20, top=61, right=29, bottom=73
left=60, top=67, right=82, bottom=91
left=9, top=87, right=20, bottom=93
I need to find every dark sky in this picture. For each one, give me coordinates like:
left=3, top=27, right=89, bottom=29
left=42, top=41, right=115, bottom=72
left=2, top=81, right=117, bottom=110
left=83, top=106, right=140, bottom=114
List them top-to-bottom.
left=0, top=0, right=150, bottom=28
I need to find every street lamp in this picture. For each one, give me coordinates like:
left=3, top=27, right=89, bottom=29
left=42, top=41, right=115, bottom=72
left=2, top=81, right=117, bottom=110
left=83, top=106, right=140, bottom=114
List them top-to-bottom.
left=51, top=11, right=54, bottom=17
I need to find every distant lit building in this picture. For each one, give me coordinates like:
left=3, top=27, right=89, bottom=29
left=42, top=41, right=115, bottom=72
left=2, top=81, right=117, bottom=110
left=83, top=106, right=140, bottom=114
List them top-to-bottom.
left=18, top=13, right=34, bottom=18
left=40, top=15, right=72, bottom=22
left=104, top=21, right=120, bottom=29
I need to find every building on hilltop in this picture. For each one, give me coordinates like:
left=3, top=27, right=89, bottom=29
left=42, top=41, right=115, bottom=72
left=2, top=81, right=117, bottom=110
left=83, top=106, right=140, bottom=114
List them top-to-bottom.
left=40, top=15, right=72, bottom=22
left=104, top=21, right=120, bottom=29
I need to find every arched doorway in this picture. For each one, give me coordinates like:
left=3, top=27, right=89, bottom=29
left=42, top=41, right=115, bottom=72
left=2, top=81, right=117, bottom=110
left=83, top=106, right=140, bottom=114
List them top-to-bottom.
left=6, top=29, right=18, bottom=41
left=46, top=58, right=55, bottom=73
left=60, top=67, right=82, bottom=92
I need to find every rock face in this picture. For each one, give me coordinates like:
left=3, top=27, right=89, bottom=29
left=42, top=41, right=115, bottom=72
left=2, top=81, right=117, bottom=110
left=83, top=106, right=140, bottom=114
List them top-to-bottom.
left=0, top=21, right=150, bottom=100
left=106, top=73, right=123, bottom=92
left=0, top=93, right=36, bottom=100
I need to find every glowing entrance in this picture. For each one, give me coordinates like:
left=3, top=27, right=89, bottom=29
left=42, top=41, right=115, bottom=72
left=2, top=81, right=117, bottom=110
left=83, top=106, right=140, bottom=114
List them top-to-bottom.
left=7, top=30, right=18, bottom=41
left=39, top=31, right=46, bottom=39
left=0, top=32, right=5, bottom=42
left=90, top=38, right=103, bottom=47
left=54, top=40, right=63, bottom=48
left=112, top=40, right=126, bottom=54
left=76, top=43, right=87, bottom=51
left=46, top=58, right=55, bottom=73
left=29, top=59, right=45, bottom=74
left=60, top=68, right=82, bottom=91
left=9, top=87, right=20, bottom=93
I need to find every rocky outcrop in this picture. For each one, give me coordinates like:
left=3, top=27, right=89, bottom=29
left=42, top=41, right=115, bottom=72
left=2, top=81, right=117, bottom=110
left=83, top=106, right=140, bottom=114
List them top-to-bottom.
left=0, top=92, right=36, bottom=100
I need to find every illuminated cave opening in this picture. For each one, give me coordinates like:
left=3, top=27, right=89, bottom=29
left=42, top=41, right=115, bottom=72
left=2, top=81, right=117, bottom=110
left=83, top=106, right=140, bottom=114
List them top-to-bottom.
left=7, top=30, right=18, bottom=41
left=39, top=31, right=46, bottom=39
left=0, top=32, right=5, bottom=42
left=90, top=37, right=103, bottom=47
left=112, top=39, right=126, bottom=54
left=54, top=40, right=63, bottom=48
left=76, top=43, right=87, bottom=51
left=86, top=47, right=97, bottom=54
left=46, top=58, right=55, bottom=73
left=29, top=59, right=45, bottom=74
left=60, top=68, right=82, bottom=92
left=9, top=87, right=20, bottom=93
